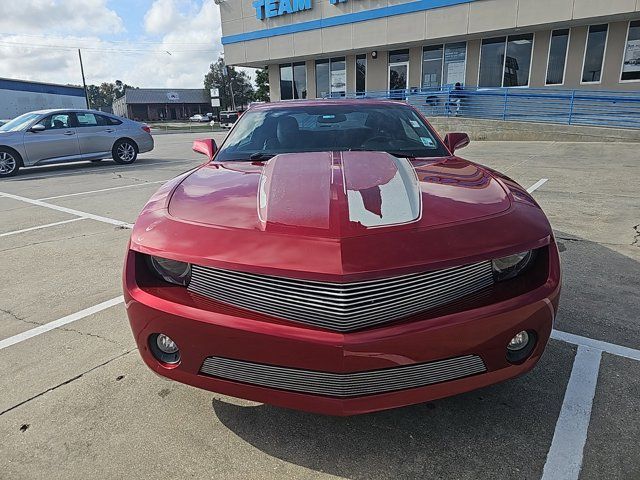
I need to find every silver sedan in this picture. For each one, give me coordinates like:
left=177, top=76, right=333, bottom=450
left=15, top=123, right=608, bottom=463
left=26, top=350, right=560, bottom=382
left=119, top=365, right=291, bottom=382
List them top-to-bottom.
left=0, top=109, right=154, bottom=177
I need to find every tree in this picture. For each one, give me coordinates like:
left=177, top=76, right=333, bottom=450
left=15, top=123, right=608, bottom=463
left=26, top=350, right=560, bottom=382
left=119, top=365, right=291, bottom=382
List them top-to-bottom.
left=204, top=57, right=255, bottom=110
left=254, top=68, right=270, bottom=102
left=86, top=81, right=136, bottom=109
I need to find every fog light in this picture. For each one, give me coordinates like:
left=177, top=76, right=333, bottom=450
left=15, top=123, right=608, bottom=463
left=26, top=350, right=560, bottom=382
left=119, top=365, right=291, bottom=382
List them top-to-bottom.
left=506, top=330, right=537, bottom=364
left=508, top=331, right=530, bottom=351
left=149, top=333, right=180, bottom=365
left=156, top=334, right=179, bottom=354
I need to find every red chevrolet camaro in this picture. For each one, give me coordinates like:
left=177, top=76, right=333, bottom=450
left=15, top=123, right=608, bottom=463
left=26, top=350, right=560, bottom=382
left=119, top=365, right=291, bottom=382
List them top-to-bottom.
left=124, top=100, right=561, bottom=416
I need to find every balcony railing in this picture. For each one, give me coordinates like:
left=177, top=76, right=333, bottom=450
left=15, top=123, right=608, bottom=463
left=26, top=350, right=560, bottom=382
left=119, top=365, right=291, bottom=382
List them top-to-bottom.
left=325, top=86, right=640, bottom=130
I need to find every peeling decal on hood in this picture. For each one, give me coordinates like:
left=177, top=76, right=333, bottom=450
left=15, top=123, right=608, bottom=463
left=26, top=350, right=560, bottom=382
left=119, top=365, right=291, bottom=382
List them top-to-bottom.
left=342, top=152, right=422, bottom=228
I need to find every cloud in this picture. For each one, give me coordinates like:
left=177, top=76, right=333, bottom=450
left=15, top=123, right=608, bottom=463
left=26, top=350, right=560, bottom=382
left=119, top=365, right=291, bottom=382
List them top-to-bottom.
left=0, top=0, right=124, bottom=34
left=144, top=0, right=188, bottom=35
left=0, top=1, right=229, bottom=89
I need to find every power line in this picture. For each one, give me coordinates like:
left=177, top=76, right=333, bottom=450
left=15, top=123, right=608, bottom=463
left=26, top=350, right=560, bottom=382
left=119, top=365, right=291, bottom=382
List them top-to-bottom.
left=0, top=31, right=219, bottom=46
left=0, top=39, right=219, bottom=55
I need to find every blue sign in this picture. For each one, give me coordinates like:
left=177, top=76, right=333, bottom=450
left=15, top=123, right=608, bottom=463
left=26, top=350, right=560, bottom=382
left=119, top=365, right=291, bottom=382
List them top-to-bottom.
left=253, top=0, right=348, bottom=20
left=253, top=0, right=312, bottom=19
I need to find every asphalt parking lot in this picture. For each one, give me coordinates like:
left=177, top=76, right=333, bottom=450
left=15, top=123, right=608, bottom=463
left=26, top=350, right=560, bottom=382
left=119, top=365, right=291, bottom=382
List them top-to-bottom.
left=0, top=133, right=638, bottom=480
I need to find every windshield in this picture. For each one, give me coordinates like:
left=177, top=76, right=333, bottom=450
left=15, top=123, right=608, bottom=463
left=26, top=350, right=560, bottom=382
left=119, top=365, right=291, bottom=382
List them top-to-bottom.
left=216, top=103, right=448, bottom=161
left=0, top=113, right=41, bottom=132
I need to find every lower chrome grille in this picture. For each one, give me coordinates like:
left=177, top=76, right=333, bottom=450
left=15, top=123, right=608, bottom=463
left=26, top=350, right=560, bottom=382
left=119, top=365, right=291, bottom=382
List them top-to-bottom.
left=188, top=261, right=494, bottom=332
left=200, top=355, right=487, bottom=397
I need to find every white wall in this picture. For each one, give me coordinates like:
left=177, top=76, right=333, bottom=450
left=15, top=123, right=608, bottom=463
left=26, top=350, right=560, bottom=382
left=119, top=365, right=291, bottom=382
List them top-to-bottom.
left=0, top=89, right=87, bottom=120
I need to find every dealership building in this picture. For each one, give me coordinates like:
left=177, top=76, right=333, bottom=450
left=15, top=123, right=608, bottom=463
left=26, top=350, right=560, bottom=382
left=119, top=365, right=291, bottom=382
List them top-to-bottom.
left=218, top=0, right=640, bottom=101
left=112, top=88, right=211, bottom=121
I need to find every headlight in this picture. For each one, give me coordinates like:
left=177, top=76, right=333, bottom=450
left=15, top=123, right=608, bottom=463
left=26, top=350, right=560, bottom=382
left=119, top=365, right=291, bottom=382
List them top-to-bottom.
left=492, top=250, right=535, bottom=281
left=146, top=255, right=191, bottom=286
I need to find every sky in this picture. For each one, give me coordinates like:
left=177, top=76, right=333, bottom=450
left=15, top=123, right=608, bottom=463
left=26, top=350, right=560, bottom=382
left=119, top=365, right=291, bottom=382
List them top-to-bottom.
left=0, top=0, right=227, bottom=88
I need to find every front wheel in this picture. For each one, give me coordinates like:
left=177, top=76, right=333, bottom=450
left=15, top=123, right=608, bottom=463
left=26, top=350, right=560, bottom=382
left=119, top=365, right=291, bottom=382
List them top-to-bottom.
left=112, top=140, right=138, bottom=165
left=0, top=148, right=21, bottom=178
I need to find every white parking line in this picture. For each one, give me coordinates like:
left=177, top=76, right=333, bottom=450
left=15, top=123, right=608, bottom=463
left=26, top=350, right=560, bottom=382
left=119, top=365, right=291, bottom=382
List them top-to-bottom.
left=527, top=178, right=549, bottom=193
left=38, top=180, right=168, bottom=201
left=0, top=191, right=134, bottom=229
left=0, top=218, right=85, bottom=238
left=0, top=296, right=124, bottom=351
left=552, top=329, right=640, bottom=362
left=541, top=346, right=602, bottom=480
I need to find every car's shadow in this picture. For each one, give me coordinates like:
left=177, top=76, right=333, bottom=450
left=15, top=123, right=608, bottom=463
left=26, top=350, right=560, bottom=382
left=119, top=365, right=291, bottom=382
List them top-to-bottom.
left=3, top=157, right=187, bottom=182
left=208, top=232, right=639, bottom=479
left=211, top=339, right=574, bottom=480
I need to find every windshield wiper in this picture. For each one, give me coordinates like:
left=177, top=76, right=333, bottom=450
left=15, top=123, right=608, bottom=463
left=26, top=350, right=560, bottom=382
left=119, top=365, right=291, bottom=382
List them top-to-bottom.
left=347, top=148, right=414, bottom=158
left=249, top=152, right=275, bottom=161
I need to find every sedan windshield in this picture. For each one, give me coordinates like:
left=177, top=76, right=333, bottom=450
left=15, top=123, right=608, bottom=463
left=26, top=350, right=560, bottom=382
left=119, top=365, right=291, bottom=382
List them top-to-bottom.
left=216, top=103, right=448, bottom=161
left=0, top=113, right=41, bottom=132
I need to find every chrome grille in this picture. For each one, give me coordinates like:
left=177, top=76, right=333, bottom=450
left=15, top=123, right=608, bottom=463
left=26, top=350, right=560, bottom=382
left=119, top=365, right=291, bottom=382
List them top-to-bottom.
left=188, top=261, right=494, bottom=332
left=200, top=355, right=487, bottom=397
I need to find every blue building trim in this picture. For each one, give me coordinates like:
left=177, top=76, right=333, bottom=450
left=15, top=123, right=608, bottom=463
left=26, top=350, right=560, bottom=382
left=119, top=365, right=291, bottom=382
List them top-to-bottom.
left=221, top=0, right=477, bottom=45
left=0, top=78, right=86, bottom=98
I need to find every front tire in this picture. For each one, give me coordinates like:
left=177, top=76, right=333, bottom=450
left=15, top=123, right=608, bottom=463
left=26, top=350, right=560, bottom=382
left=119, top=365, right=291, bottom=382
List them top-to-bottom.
left=112, top=139, right=138, bottom=165
left=0, top=148, right=21, bottom=178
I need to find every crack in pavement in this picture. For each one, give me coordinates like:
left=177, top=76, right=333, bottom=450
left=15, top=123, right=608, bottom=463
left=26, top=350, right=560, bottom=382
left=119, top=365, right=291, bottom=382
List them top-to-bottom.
left=632, top=224, right=640, bottom=247
left=0, top=231, right=117, bottom=253
left=555, top=236, right=629, bottom=248
left=0, top=309, right=39, bottom=326
left=58, top=327, right=122, bottom=346
left=0, top=349, right=136, bottom=417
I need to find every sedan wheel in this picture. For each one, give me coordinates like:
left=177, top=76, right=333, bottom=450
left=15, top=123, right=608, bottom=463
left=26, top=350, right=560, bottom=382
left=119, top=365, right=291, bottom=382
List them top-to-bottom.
left=113, top=140, right=138, bottom=165
left=0, top=150, right=20, bottom=178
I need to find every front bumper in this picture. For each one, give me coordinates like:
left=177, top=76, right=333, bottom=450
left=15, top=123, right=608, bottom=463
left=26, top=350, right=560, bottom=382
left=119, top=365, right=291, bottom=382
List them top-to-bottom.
left=124, top=248, right=561, bottom=416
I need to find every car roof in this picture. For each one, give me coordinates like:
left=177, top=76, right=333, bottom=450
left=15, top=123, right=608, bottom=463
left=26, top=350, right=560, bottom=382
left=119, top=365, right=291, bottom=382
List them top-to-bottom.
left=28, top=108, right=122, bottom=117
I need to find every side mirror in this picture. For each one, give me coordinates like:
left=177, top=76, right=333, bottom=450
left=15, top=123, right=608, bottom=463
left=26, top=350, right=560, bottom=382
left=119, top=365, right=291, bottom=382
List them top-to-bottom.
left=29, top=124, right=46, bottom=133
left=443, top=132, right=470, bottom=154
left=192, top=139, right=217, bottom=161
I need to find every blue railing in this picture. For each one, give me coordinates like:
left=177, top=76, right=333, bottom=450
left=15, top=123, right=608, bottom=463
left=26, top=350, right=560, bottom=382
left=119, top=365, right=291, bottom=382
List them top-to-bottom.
left=327, top=86, right=640, bottom=130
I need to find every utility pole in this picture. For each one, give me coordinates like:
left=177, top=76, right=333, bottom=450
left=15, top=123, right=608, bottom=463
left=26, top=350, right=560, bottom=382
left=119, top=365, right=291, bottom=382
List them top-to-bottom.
left=78, top=49, right=90, bottom=109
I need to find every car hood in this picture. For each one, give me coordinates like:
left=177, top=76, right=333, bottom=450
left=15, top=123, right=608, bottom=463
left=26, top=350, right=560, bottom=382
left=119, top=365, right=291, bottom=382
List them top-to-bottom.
left=132, top=152, right=551, bottom=278
left=169, top=152, right=512, bottom=237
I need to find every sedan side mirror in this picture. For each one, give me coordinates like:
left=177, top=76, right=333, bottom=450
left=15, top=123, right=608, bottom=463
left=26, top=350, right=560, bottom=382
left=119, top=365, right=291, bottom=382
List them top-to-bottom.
left=29, top=124, right=46, bottom=133
left=443, top=132, right=470, bottom=154
left=192, top=139, right=218, bottom=161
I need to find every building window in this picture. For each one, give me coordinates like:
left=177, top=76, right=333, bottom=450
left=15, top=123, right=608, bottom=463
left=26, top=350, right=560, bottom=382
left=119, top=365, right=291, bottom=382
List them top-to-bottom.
left=621, top=20, right=640, bottom=82
left=582, top=24, right=608, bottom=84
left=546, top=29, right=570, bottom=85
left=479, top=34, right=533, bottom=88
left=503, top=34, right=534, bottom=87
left=479, top=37, right=507, bottom=87
left=421, top=42, right=467, bottom=89
left=443, top=42, right=467, bottom=86
left=422, top=45, right=443, bottom=88
left=389, top=49, right=410, bottom=91
left=356, top=54, right=367, bottom=94
left=330, top=57, right=346, bottom=96
left=316, top=58, right=346, bottom=98
left=316, top=60, right=330, bottom=98
left=279, top=62, right=307, bottom=100
left=293, top=63, right=307, bottom=99
left=280, top=64, right=293, bottom=100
